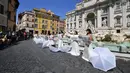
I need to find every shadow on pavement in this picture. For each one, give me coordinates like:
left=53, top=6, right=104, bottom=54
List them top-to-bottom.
left=0, top=42, right=20, bottom=50
left=117, top=58, right=130, bottom=73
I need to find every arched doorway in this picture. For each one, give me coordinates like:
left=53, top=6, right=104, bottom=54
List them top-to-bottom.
left=86, top=13, right=95, bottom=27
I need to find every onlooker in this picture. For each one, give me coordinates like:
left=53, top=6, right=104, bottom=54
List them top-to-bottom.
left=86, top=29, right=93, bottom=41
left=24, top=32, right=27, bottom=40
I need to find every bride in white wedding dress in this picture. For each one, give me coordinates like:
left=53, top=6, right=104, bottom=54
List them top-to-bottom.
left=82, top=29, right=93, bottom=61
left=42, top=33, right=55, bottom=48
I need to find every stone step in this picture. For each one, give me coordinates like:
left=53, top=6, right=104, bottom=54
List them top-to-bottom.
left=114, top=52, right=130, bottom=59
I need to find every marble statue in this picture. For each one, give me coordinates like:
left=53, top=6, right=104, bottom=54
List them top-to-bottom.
left=102, top=18, right=107, bottom=27
left=87, top=20, right=95, bottom=33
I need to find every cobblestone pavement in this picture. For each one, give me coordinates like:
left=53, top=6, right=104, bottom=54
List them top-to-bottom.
left=0, top=40, right=129, bottom=73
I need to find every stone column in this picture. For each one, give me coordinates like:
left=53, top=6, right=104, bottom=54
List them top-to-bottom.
left=122, top=0, right=127, bottom=28
left=108, top=5, right=114, bottom=28
left=97, top=9, right=102, bottom=28
left=82, top=13, right=88, bottom=35
left=82, top=13, right=86, bottom=30
left=76, top=14, right=79, bottom=33
left=95, top=17, right=97, bottom=28
left=65, top=18, right=68, bottom=33
left=68, top=18, right=70, bottom=33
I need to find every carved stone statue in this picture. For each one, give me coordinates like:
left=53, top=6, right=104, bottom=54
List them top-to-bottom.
left=102, top=18, right=107, bottom=27
left=87, top=20, right=95, bottom=33
left=88, top=20, right=94, bottom=28
left=88, top=20, right=92, bottom=25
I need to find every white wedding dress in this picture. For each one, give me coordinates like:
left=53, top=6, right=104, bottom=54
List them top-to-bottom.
left=42, top=35, right=55, bottom=48
left=33, top=36, right=40, bottom=44
left=49, top=39, right=72, bottom=53
left=49, top=39, right=63, bottom=52
left=68, top=41, right=81, bottom=56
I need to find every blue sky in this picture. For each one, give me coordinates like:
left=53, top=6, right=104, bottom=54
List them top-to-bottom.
left=18, top=0, right=81, bottom=19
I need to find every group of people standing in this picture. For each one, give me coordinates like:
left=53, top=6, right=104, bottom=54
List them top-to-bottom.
left=0, top=30, right=33, bottom=49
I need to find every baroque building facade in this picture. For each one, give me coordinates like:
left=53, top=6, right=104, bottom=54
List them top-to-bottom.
left=66, top=0, right=130, bottom=35
left=18, top=8, right=60, bottom=35
left=33, top=8, right=60, bottom=34
left=18, top=11, right=35, bottom=34
left=57, top=20, right=65, bottom=33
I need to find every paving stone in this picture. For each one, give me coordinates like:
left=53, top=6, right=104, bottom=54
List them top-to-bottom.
left=0, top=40, right=129, bottom=73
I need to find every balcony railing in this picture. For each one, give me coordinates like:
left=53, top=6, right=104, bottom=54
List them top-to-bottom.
left=114, top=9, right=122, bottom=14
left=101, top=12, right=108, bottom=16
left=74, top=18, right=76, bottom=21
left=78, top=18, right=82, bottom=21
left=114, top=24, right=122, bottom=27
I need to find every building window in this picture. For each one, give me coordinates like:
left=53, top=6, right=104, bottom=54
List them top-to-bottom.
left=9, top=0, right=11, bottom=3
left=128, top=0, right=130, bottom=8
left=116, top=2, right=121, bottom=10
left=0, top=4, right=4, bottom=14
left=102, top=7, right=108, bottom=14
left=8, top=11, right=11, bottom=20
left=27, top=14, right=29, bottom=17
left=79, top=14, right=82, bottom=18
left=32, top=15, right=34, bottom=17
left=127, top=15, right=130, bottom=27
left=74, top=16, right=76, bottom=21
left=115, top=16, right=122, bottom=24
left=70, top=17, right=72, bottom=21
left=27, top=18, right=29, bottom=21
left=116, top=18, right=121, bottom=24
left=32, top=19, right=34, bottom=22
left=35, top=19, right=38, bottom=22
left=67, top=19, right=69, bottom=22
left=42, top=20, right=44, bottom=23
left=46, top=21, right=48, bottom=24
left=79, top=21, right=82, bottom=28
left=70, top=23, right=72, bottom=29
left=74, top=23, right=76, bottom=29
left=26, top=24, right=29, bottom=27
left=34, top=24, right=38, bottom=28
left=52, top=24, right=54, bottom=26
left=67, top=24, right=69, bottom=28
left=32, top=25, right=34, bottom=28
left=42, top=25, right=45, bottom=29
left=52, top=27, right=54, bottom=30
